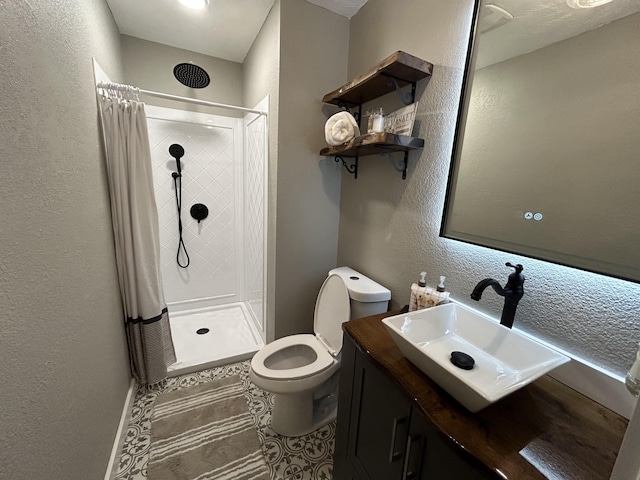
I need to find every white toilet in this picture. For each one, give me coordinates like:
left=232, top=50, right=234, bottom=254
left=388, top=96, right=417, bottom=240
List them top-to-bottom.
left=249, top=266, right=391, bottom=436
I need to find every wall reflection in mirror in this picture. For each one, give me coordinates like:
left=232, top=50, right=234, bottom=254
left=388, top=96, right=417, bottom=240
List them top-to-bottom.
left=441, top=0, right=640, bottom=282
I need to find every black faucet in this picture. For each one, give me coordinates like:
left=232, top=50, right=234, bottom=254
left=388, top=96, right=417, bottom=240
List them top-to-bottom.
left=471, top=262, right=525, bottom=328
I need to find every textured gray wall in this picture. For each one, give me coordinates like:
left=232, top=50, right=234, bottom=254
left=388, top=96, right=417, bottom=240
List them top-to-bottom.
left=243, top=0, right=281, bottom=342
left=274, top=0, right=349, bottom=338
left=339, top=0, right=640, bottom=376
left=0, top=1, right=131, bottom=479
left=121, top=35, right=244, bottom=116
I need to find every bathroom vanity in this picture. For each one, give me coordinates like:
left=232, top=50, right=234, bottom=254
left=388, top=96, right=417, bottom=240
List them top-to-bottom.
left=334, top=311, right=629, bottom=480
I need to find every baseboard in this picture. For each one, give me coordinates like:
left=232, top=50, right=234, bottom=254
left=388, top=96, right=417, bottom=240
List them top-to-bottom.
left=104, top=378, right=137, bottom=480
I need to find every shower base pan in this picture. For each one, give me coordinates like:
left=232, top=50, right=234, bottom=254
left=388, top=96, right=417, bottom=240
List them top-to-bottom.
left=167, top=302, right=264, bottom=377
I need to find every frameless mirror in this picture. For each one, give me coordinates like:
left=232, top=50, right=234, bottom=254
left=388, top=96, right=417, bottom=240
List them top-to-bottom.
left=441, top=0, right=640, bottom=283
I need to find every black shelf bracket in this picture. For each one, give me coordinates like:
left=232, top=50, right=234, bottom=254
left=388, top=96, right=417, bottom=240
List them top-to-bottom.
left=383, top=75, right=417, bottom=106
left=337, top=102, right=363, bottom=126
left=377, top=148, right=409, bottom=180
left=335, top=155, right=358, bottom=179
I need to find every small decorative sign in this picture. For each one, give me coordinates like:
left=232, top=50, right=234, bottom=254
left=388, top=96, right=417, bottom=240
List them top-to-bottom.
left=384, top=102, right=418, bottom=136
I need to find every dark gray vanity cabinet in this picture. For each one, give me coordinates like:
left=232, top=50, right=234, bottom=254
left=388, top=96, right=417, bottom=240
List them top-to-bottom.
left=334, top=333, right=497, bottom=480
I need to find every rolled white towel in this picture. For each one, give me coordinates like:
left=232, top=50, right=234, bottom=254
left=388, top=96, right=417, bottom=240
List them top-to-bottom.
left=325, top=111, right=360, bottom=146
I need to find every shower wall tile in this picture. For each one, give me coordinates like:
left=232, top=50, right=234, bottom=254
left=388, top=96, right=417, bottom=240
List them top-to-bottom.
left=244, top=115, right=266, bottom=334
left=147, top=117, right=241, bottom=307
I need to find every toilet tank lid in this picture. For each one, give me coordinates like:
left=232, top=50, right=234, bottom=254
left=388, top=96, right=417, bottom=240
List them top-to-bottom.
left=328, top=267, right=391, bottom=303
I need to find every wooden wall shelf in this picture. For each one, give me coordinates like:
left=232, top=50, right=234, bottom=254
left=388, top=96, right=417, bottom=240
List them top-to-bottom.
left=320, top=51, right=432, bottom=179
left=322, top=51, right=433, bottom=107
left=320, top=133, right=424, bottom=157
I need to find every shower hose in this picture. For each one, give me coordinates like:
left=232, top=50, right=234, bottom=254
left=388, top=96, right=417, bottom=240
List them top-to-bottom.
left=173, top=173, right=190, bottom=268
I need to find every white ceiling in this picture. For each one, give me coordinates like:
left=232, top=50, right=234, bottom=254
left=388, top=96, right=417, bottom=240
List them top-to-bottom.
left=105, top=0, right=368, bottom=63
left=105, top=0, right=637, bottom=67
left=305, top=0, right=368, bottom=18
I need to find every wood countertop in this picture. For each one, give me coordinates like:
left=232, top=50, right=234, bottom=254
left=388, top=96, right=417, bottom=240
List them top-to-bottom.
left=343, top=311, right=629, bottom=480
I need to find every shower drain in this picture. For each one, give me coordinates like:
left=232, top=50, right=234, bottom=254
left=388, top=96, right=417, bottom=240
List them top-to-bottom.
left=196, top=328, right=210, bottom=335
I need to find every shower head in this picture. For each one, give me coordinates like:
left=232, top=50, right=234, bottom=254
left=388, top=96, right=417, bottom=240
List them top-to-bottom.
left=173, top=63, right=210, bottom=89
left=169, top=143, right=184, bottom=159
left=169, top=144, right=184, bottom=175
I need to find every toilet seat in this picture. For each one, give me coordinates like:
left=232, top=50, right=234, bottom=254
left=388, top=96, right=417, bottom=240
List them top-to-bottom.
left=251, top=274, right=350, bottom=381
left=313, top=274, right=351, bottom=355
left=251, top=334, right=335, bottom=380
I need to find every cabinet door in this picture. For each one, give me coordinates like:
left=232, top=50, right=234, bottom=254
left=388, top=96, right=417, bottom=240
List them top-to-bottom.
left=334, top=335, right=358, bottom=479
left=347, top=352, right=412, bottom=480
left=405, top=412, right=499, bottom=480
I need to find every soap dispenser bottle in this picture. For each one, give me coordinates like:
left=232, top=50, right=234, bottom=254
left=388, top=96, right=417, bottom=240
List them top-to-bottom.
left=409, top=272, right=428, bottom=312
left=419, top=275, right=450, bottom=308
left=432, top=276, right=451, bottom=306
left=625, top=341, right=640, bottom=397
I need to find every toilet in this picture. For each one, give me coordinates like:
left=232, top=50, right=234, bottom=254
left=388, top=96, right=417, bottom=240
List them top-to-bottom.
left=249, top=266, right=390, bottom=436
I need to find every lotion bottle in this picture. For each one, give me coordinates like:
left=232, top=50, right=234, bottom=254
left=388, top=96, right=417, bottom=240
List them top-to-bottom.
left=409, top=272, right=428, bottom=312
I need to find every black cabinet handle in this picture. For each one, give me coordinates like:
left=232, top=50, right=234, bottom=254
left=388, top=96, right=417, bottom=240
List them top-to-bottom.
left=388, top=417, right=408, bottom=463
left=402, top=435, right=425, bottom=480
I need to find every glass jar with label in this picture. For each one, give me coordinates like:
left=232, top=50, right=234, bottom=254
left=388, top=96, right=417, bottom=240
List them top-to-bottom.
left=367, top=108, right=385, bottom=133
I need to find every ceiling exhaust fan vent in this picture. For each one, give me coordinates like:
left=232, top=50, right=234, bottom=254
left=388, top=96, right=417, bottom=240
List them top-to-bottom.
left=479, top=4, right=514, bottom=34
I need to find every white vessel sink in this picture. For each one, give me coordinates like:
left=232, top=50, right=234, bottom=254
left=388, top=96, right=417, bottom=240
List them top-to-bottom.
left=382, top=302, right=569, bottom=412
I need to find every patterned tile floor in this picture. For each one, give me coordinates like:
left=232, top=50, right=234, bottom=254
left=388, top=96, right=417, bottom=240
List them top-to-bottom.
left=115, top=361, right=334, bottom=480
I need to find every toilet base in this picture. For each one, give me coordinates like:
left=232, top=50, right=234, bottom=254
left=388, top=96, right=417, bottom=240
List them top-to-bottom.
left=271, top=391, right=337, bottom=437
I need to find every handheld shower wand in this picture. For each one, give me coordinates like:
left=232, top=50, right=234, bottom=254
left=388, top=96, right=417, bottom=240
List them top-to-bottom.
left=169, top=143, right=184, bottom=178
left=169, top=144, right=189, bottom=268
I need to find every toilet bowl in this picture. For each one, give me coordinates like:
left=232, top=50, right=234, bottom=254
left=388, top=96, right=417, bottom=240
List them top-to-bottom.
left=250, top=268, right=390, bottom=436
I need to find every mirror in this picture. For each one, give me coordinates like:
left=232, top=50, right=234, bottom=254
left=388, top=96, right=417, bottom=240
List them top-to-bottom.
left=441, top=0, right=640, bottom=283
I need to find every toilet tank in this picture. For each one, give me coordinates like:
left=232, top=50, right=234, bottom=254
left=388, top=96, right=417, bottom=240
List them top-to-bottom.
left=329, top=267, right=391, bottom=320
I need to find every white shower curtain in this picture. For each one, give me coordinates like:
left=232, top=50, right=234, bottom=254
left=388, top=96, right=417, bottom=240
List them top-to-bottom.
left=99, top=89, right=176, bottom=386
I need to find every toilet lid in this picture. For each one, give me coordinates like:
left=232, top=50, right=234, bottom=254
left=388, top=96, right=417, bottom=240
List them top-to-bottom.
left=314, top=274, right=350, bottom=355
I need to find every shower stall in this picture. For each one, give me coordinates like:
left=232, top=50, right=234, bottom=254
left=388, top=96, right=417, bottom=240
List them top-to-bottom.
left=145, top=103, right=268, bottom=376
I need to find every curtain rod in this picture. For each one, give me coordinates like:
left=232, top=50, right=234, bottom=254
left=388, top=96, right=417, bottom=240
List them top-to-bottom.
left=97, top=82, right=268, bottom=116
